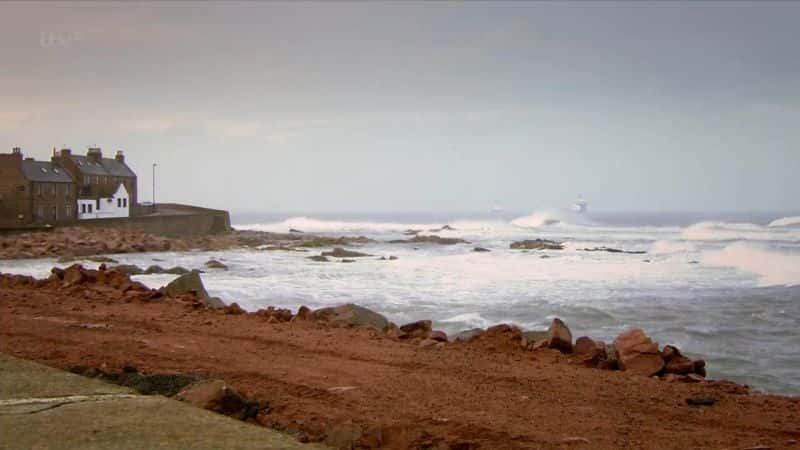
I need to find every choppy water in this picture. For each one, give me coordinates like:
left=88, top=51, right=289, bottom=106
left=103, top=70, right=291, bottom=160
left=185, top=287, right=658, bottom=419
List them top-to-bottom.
left=3, top=209, right=800, bottom=395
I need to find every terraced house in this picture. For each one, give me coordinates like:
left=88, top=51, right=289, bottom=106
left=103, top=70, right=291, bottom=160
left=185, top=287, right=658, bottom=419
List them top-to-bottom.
left=0, top=146, right=138, bottom=226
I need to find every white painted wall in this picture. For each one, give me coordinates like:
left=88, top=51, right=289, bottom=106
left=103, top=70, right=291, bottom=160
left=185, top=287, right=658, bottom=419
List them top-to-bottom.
left=77, top=183, right=130, bottom=220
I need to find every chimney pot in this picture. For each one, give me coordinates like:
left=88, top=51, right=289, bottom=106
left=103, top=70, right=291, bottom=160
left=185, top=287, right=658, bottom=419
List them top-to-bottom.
left=60, top=148, right=72, bottom=157
left=115, top=150, right=125, bottom=162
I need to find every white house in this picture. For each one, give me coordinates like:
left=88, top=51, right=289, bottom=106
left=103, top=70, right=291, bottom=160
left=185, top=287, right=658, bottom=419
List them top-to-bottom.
left=78, top=182, right=130, bottom=220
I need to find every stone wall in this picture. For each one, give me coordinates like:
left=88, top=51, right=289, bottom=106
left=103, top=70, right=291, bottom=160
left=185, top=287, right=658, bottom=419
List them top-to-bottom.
left=69, top=203, right=231, bottom=237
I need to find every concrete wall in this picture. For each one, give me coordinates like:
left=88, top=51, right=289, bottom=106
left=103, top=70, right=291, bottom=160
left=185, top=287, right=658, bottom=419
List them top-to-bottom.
left=70, top=203, right=231, bottom=237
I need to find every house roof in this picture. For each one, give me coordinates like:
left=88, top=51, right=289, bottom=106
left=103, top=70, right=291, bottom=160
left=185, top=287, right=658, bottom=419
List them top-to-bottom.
left=69, top=156, right=136, bottom=178
left=101, top=158, right=136, bottom=177
left=20, top=160, right=74, bottom=183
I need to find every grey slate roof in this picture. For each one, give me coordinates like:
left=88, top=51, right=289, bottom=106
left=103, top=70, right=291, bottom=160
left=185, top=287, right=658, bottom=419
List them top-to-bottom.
left=70, top=156, right=136, bottom=177
left=20, top=160, right=74, bottom=183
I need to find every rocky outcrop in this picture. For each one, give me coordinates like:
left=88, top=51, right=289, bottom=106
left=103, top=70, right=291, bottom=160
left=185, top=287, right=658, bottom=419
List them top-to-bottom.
left=388, top=235, right=468, bottom=245
left=296, top=236, right=374, bottom=248
left=510, top=239, right=564, bottom=250
left=473, top=247, right=491, bottom=252
left=321, top=248, right=372, bottom=258
left=145, top=265, right=191, bottom=275
left=313, top=304, right=390, bottom=332
left=613, top=329, right=664, bottom=377
left=573, top=336, right=607, bottom=366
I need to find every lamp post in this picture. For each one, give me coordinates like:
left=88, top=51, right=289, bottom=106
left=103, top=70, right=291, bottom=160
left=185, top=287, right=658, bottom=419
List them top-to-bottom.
left=152, top=163, right=157, bottom=213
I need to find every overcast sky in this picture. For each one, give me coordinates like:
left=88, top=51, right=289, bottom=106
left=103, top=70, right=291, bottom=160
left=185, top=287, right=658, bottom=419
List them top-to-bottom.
left=1, top=1, right=798, bottom=213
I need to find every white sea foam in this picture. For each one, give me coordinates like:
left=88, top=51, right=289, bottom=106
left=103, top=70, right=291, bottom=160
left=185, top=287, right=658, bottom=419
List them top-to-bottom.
left=769, top=216, right=800, bottom=228
left=701, top=242, right=800, bottom=286
left=440, top=312, right=493, bottom=329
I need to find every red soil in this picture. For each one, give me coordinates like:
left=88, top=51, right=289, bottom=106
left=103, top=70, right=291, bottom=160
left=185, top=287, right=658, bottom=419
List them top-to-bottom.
left=1, top=270, right=798, bottom=449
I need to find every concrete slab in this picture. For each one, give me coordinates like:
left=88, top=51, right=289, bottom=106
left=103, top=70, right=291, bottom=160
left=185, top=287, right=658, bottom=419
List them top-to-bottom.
left=0, top=354, right=326, bottom=450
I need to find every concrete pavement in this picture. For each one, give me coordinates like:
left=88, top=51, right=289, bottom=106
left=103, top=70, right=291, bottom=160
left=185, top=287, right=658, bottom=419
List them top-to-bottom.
left=0, top=353, right=326, bottom=449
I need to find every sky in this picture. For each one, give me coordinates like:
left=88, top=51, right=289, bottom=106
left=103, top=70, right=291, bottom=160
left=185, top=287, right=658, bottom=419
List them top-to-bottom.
left=1, top=1, right=798, bottom=214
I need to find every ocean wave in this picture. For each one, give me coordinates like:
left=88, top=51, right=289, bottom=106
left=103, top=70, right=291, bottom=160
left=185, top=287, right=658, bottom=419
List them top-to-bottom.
left=510, top=209, right=595, bottom=229
left=769, top=216, right=800, bottom=228
left=681, top=221, right=800, bottom=242
left=701, top=242, right=800, bottom=287
left=439, top=312, right=493, bottom=329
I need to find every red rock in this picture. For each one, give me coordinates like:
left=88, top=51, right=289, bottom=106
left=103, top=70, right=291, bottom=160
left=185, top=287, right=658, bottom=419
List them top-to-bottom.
left=62, top=264, right=87, bottom=286
left=225, top=303, right=246, bottom=315
left=294, top=305, right=315, bottom=321
left=547, top=318, right=573, bottom=354
left=399, top=320, right=432, bottom=339
left=613, top=329, right=664, bottom=377
left=428, top=330, right=448, bottom=342
left=574, top=336, right=606, bottom=366
left=664, top=357, right=695, bottom=375
left=693, top=359, right=707, bottom=377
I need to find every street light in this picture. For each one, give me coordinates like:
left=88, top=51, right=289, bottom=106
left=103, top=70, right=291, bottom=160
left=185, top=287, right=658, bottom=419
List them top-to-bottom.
left=152, top=163, right=157, bottom=212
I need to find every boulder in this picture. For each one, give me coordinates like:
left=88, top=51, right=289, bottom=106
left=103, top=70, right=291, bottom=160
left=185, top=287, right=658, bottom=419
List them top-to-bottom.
left=510, top=239, right=564, bottom=250
left=473, top=247, right=491, bottom=252
left=321, top=248, right=372, bottom=258
left=204, top=259, right=229, bottom=270
left=62, top=264, right=87, bottom=286
left=112, top=264, right=144, bottom=275
left=163, top=266, right=190, bottom=275
left=162, top=271, right=224, bottom=309
left=225, top=302, right=246, bottom=315
left=312, top=304, right=390, bottom=332
left=294, top=305, right=315, bottom=321
left=547, top=318, right=573, bottom=353
left=399, top=320, right=432, bottom=339
left=452, top=328, right=484, bottom=342
left=613, top=329, right=664, bottom=377
left=428, top=330, right=448, bottom=342
left=574, top=336, right=606, bottom=366
left=597, top=344, right=619, bottom=370
left=175, top=379, right=259, bottom=420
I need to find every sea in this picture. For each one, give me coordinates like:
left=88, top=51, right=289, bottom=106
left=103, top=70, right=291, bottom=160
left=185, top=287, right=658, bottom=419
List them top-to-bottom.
left=3, top=209, right=800, bottom=395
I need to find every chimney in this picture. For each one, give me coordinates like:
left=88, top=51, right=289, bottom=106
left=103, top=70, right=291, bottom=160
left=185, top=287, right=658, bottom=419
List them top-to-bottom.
left=11, top=147, right=22, bottom=159
left=87, top=147, right=102, bottom=163
left=60, top=148, right=72, bottom=158
left=115, top=150, right=125, bottom=163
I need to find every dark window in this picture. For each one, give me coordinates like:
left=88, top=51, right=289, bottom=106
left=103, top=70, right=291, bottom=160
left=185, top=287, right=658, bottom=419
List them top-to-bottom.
left=123, top=198, right=127, bottom=207
left=88, top=204, right=93, bottom=213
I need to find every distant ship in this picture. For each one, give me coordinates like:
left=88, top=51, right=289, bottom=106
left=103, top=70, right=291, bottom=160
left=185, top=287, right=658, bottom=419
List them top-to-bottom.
left=572, top=195, right=588, bottom=213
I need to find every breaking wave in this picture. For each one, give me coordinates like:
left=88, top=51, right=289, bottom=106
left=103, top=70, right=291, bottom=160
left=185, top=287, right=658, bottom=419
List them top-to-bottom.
left=769, top=216, right=800, bottom=228
left=681, top=221, right=800, bottom=242
left=702, top=242, right=800, bottom=287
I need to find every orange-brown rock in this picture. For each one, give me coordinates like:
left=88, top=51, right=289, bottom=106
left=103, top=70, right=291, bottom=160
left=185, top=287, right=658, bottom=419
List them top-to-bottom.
left=613, top=329, right=664, bottom=377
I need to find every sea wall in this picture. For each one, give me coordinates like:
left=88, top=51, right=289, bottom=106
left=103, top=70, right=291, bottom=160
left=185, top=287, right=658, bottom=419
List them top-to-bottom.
left=71, top=203, right=231, bottom=237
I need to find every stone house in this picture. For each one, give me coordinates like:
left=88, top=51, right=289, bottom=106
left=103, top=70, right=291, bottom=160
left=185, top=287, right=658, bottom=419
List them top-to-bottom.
left=0, top=146, right=138, bottom=225
left=0, top=148, right=76, bottom=224
left=51, top=148, right=137, bottom=220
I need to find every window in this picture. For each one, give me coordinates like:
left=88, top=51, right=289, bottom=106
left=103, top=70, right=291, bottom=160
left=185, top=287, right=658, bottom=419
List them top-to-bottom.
left=84, top=176, right=89, bottom=185
left=94, top=176, right=99, bottom=184
left=35, top=184, right=41, bottom=195
left=51, top=184, right=56, bottom=196
left=64, top=184, right=70, bottom=195
left=117, top=198, right=121, bottom=208
left=123, top=198, right=127, bottom=207
left=88, top=203, right=93, bottom=213
left=81, top=204, right=86, bottom=214
left=66, top=205, right=71, bottom=217
left=37, top=206, right=44, bottom=219
left=52, top=206, right=57, bottom=220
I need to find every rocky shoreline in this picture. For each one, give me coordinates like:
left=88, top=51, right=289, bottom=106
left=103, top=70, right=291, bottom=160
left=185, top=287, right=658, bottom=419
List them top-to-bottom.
left=1, top=264, right=798, bottom=449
